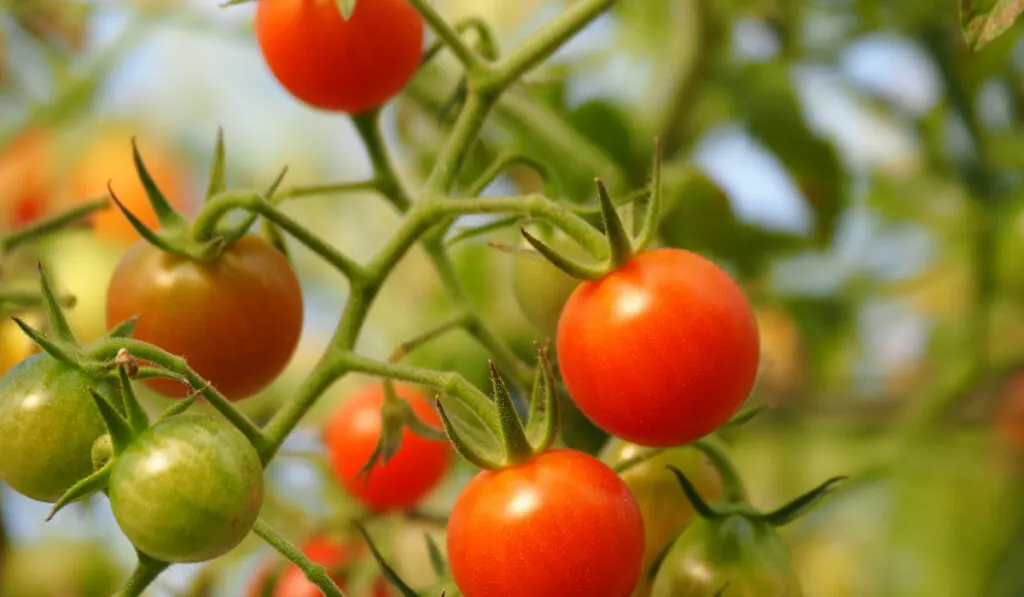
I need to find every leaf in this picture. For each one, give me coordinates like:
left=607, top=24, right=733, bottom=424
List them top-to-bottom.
left=336, top=0, right=357, bottom=20
left=961, top=0, right=1024, bottom=51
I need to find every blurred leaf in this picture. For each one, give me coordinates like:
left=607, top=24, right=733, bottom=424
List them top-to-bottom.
left=960, top=0, right=1024, bottom=50
left=727, top=61, right=848, bottom=248
left=567, top=98, right=644, bottom=186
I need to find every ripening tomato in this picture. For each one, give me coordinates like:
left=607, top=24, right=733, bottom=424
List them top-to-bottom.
left=255, top=0, right=424, bottom=114
left=61, top=127, right=192, bottom=245
left=0, top=129, right=54, bottom=229
left=105, top=234, right=304, bottom=400
left=512, top=234, right=583, bottom=339
left=557, top=248, right=760, bottom=447
left=0, top=312, right=43, bottom=375
left=0, top=354, right=121, bottom=502
left=324, top=383, right=452, bottom=512
left=108, top=413, right=264, bottom=563
left=602, top=439, right=724, bottom=597
left=447, top=449, right=645, bottom=597
left=650, top=514, right=802, bottom=597
left=256, top=535, right=389, bottom=597
left=0, top=538, right=124, bottom=597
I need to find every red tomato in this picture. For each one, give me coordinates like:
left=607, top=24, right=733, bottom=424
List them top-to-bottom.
left=254, top=0, right=424, bottom=114
left=0, top=129, right=54, bottom=229
left=105, top=234, right=304, bottom=400
left=557, top=248, right=760, bottom=447
left=324, top=383, right=452, bottom=512
left=447, top=449, right=645, bottom=597
left=251, top=536, right=389, bottom=597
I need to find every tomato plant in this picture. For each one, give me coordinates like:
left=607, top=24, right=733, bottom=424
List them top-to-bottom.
left=255, top=0, right=424, bottom=114
left=105, top=233, right=304, bottom=400
left=512, top=234, right=583, bottom=339
left=557, top=248, right=761, bottom=447
left=0, top=354, right=120, bottom=503
left=324, top=382, right=452, bottom=512
left=108, top=413, right=265, bottom=563
left=602, top=438, right=724, bottom=597
left=447, top=449, right=645, bottom=597
left=254, top=535, right=389, bottom=597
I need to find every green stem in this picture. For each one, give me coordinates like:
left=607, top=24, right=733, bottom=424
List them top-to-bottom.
left=406, top=0, right=491, bottom=77
left=487, top=0, right=624, bottom=93
left=424, top=89, right=494, bottom=195
left=352, top=110, right=413, bottom=210
left=273, top=180, right=379, bottom=204
left=191, top=191, right=369, bottom=283
left=1, top=198, right=108, bottom=252
left=0, top=290, right=75, bottom=309
left=86, top=338, right=271, bottom=458
left=692, top=437, right=747, bottom=502
left=252, top=519, right=346, bottom=597
left=114, top=552, right=170, bottom=597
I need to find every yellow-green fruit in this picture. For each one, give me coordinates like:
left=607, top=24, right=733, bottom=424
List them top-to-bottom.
left=511, top=234, right=584, bottom=339
left=0, top=540, right=124, bottom=597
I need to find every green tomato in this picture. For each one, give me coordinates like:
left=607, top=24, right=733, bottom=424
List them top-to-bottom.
left=512, top=234, right=583, bottom=339
left=0, top=353, right=120, bottom=502
left=108, top=413, right=264, bottom=563
left=601, top=439, right=723, bottom=597
left=651, top=515, right=802, bottom=597
left=0, top=539, right=124, bottom=597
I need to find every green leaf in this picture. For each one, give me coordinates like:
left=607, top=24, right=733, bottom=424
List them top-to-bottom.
left=336, top=0, right=357, bottom=20
left=961, top=0, right=1024, bottom=51
left=205, top=127, right=227, bottom=202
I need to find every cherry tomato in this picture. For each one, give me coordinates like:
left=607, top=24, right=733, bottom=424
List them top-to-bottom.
left=255, top=0, right=424, bottom=114
left=62, top=127, right=192, bottom=245
left=0, top=129, right=54, bottom=229
left=105, top=234, right=304, bottom=401
left=512, top=234, right=583, bottom=339
left=557, top=248, right=760, bottom=447
left=0, top=312, right=42, bottom=375
left=0, top=354, right=120, bottom=502
left=324, top=383, right=452, bottom=512
left=108, top=413, right=264, bottom=563
left=601, top=439, right=724, bottom=597
left=447, top=449, right=645, bottom=597
left=650, top=514, right=802, bottom=597
left=258, top=535, right=389, bottom=597
left=0, top=538, right=124, bottom=597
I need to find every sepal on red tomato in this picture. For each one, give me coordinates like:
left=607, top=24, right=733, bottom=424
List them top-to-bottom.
left=435, top=342, right=558, bottom=470
left=356, top=379, right=448, bottom=482
left=357, top=522, right=458, bottom=597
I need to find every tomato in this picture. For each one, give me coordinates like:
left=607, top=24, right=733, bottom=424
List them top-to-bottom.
left=255, top=0, right=424, bottom=114
left=61, top=126, right=192, bottom=245
left=0, top=129, right=54, bottom=229
left=105, top=233, right=304, bottom=400
left=512, top=235, right=583, bottom=339
left=556, top=248, right=760, bottom=447
left=0, top=312, right=43, bottom=375
left=0, top=354, right=120, bottom=502
left=324, top=383, right=452, bottom=512
left=108, top=413, right=264, bottom=563
left=601, top=439, right=724, bottom=597
left=447, top=449, right=645, bottom=597
left=650, top=515, right=802, bottom=597
left=255, top=535, right=389, bottom=597
left=0, top=538, right=124, bottom=597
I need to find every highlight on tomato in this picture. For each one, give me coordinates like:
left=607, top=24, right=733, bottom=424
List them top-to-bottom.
left=255, top=0, right=424, bottom=114
left=105, top=233, right=305, bottom=401
left=557, top=247, right=761, bottom=447
left=323, top=382, right=453, bottom=512
left=108, top=413, right=265, bottom=563
left=250, top=535, right=389, bottom=597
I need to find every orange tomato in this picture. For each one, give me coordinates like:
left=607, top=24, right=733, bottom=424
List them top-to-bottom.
left=62, top=127, right=192, bottom=244
left=0, top=129, right=55, bottom=230
left=0, top=313, right=44, bottom=375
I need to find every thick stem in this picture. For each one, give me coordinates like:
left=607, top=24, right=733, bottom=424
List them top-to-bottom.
left=406, top=0, right=491, bottom=77
left=423, top=90, right=494, bottom=195
left=273, top=180, right=379, bottom=204
left=691, top=437, right=747, bottom=502
left=253, top=519, right=346, bottom=597
left=114, top=552, right=170, bottom=597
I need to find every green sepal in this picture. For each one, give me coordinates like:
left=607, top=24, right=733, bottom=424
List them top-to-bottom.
left=335, top=0, right=357, bottom=20
left=205, top=127, right=227, bottom=202
left=131, top=138, right=188, bottom=231
left=632, top=138, right=663, bottom=253
left=261, top=166, right=292, bottom=257
left=596, top=178, right=635, bottom=269
left=106, top=184, right=179, bottom=254
left=521, top=227, right=606, bottom=280
left=36, top=262, right=77, bottom=343
left=10, top=316, right=79, bottom=366
left=105, top=316, right=140, bottom=339
left=524, top=341, right=559, bottom=452
left=489, top=361, right=534, bottom=466
left=117, top=365, right=150, bottom=434
left=356, top=381, right=447, bottom=483
left=88, top=387, right=132, bottom=453
left=155, top=393, right=200, bottom=424
left=434, top=398, right=505, bottom=471
left=718, top=405, right=770, bottom=432
left=45, top=460, right=112, bottom=522
left=666, top=465, right=722, bottom=521
left=758, top=476, right=847, bottom=527
left=355, top=522, right=419, bottom=597
left=424, top=534, right=448, bottom=578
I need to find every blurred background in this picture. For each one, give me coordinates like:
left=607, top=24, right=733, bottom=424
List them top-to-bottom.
left=2, top=0, right=1024, bottom=595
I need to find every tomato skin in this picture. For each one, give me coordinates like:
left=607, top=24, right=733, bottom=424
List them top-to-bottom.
left=255, top=0, right=424, bottom=114
left=105, top=234, right=304, bottom=400
left=512, top=236, right=583, bottom=338
left=556, top=248, right=760, bottom=447
left=0, top=354, right=120, bottom=503
left=324, top=383, right=452, bottom=512
left=108, top=413, right=265, bottom=563
left=601, top=439, right=724, bottom=597
left=447, top=449, right=645, bottom=597
left=650, top=515, right=802, bottom=597
left=265, top=536, right=390, bottom=597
